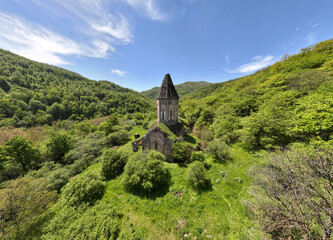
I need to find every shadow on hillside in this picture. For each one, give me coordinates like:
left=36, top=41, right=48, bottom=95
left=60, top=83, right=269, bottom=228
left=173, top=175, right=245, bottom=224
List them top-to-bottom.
left=132, top=183, right=170, bottom=200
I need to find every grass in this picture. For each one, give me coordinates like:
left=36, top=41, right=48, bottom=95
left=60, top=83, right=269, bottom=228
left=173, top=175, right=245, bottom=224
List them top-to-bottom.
left=82, top=144, right=268, bottom=239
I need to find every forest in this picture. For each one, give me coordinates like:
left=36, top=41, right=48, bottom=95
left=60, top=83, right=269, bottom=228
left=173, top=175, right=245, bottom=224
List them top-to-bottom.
left=0, top=40, right=332, bottom=239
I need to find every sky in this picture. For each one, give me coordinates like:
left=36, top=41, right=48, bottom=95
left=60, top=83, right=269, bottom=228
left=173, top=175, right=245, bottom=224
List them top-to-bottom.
left=1, top=0, right=333, bottom=91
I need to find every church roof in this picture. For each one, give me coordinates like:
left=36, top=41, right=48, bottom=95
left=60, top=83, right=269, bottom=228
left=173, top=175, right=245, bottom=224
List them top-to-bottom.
left=157, top=73, right=179, bottom=99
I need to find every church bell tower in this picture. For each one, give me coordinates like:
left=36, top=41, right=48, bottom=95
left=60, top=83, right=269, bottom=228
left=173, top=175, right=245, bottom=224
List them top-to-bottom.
left=157, top=73, right=179, bottom=125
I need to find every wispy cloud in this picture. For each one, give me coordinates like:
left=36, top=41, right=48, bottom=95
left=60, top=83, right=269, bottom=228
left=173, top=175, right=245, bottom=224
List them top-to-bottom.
left=34, top=0, right=132, bottom=57
left=123, top=0, right=169, bottom=21
left=0, top=13, right=83, bottom=65
left=311, top=23, right=321, bottom=28
left=296, top=27, right=300, bottom=31
left=306, top=32, right=317, bottom=45
left=225, top=54, right=230, bottom=66
left=225, top=55, right=275, bottom=74
left=111, top=69, right=127, bottom=77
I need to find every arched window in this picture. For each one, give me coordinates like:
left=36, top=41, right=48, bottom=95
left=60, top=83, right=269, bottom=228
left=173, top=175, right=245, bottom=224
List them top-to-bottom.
left=161, top=110, right=165, bottom=120
left=169, top=110, right=173, bottom=120
left=155, top=142, right=158, bottom=149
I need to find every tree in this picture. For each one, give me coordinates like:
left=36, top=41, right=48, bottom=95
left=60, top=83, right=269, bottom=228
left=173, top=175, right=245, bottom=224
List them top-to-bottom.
left=46, top=132, right=73, bottom=164
left=0, top=136, right=41, bottom=173
left=207, top=138, right=230, bottom=162
left=173, top=142, right=192, bottom=163
left=249, top=144, right=333, bottom=239
left=101, top=149, right=129, bottom=180
left=123, top=151, right=170, bottom=194
left=187, top=161, right=211, bottom=190
left=61, top=173, right=105, bottom=207
left=0, top=177, right=57, bottom=239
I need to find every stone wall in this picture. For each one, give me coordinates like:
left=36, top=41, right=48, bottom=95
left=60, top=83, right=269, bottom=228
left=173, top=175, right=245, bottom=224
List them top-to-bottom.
left=157, top=98, right=179, bottom=125
left=141, top=127, right=174, bottom=162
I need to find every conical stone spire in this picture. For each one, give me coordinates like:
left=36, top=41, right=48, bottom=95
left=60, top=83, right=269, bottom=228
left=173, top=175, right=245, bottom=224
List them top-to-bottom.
left=157, top=73, right=179, bottom=99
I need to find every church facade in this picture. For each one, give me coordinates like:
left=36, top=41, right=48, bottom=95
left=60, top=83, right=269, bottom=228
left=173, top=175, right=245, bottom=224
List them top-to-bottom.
left=137, top=74, right=184, bottom=162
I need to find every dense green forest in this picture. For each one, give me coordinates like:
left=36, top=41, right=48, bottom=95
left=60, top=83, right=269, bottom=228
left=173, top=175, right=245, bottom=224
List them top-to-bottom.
left=0, top=40, right=332, bottom=240
left=0, top=49, right=153, bottom=127
left=141, top=81, right=211, bottom=100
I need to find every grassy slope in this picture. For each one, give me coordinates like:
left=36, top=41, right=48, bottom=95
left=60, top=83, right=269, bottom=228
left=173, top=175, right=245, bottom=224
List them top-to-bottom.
left=141, top=81, right=212, bottom=100
left=81, top=131, right=267, bottom=239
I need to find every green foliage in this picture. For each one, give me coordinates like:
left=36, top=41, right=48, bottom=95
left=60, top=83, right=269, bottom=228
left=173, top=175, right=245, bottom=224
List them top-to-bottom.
left=181, top=39, right=333, bottom=149
left=0, top=49, right=153, bottom=127
left=0, top=76, right=10, bottom=92
left=74, top=121, right=97, bottom=134
left=106, top=130, right=129, bottom=146
left=46, top=132, right=73, bottom=164
left=0, top=136, right=41, bottom=180
left=207, top=138, right=231, bottom=162
left=173, top=141, right=192, bottom=163
left=101, top=148, right=129, bottom=180
left=123, top=150, right=170, bottom=194
left=190, top=151, right=205, bottom=162
left=187, top=161, right=211, bottom=190
left=60, top=173, right=105, bottom=207
left=0, top=177, right=57, bottom=239
left=41, top=203, right=122, bottom=240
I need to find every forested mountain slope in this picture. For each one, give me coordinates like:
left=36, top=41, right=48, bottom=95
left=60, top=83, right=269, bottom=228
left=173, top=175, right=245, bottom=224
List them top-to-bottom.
left=181, top=39, right=333, bottom=149
left=0, top=49, right=153, bottom=127
left=141, top=81, right=211, bottom=100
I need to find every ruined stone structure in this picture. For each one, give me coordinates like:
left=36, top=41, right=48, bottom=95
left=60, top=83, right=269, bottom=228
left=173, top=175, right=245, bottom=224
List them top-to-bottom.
left=157, top=73, right=179, bottom=125
left=132, top=74, right=184, bottom=162
left=141, top=127, right=174, bottom=161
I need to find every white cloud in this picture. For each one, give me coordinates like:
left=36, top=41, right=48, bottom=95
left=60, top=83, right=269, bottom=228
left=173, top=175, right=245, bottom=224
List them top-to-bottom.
left=22, top=0, right=133, bottom=62
left=123, top=0, right=170, bottom=21
left=0, top=13, right=83, bottom=65
left=312, top=23, right=321, bottom=28
left=225, top=55, right=275, bottom=74
left=111, top=69, right=127, bottom=77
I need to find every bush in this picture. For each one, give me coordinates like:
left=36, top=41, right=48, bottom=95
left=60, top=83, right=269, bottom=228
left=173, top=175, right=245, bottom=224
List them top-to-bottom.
left=106, top=130, right=128, bottom=146
left=46, top=132, right=73, bottom=164
left=207, top=138, right=231, bottom=162
left=173, top=142, right=192, bottom=163
left=101, top=149, right=129, bottom=180
left=123, top=150, right=170, bottom=194
left=190, top=151, right=205, bottom=163
left=187, top=161, right=211, bottom=189
left=61, top=173, right=105, bottom=207
left=41, top=203, right=122, bottom=240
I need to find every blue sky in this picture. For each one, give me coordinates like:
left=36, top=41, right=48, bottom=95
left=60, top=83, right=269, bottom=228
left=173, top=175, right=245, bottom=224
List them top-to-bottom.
left=1, top=0, right=332, bottom=91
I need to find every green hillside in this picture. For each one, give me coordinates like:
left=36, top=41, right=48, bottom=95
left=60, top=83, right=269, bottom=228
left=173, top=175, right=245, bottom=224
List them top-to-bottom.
left=0, top=40, right=332, bottom=240
left=181, top=40, right=333, bottom=149
left=0, top=49, right=153, bottom=127
left=141, top=81, right=212, bottom=100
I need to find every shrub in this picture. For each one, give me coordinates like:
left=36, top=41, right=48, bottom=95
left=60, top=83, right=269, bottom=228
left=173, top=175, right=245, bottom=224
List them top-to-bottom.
left=106, top=130, right=128, bottom=146
left=46, top=132, right=73, bottom=164
left=207, top=138, right=231, bottom=162
left=173, top=142, right=192, bottom=163
left=101, top=149, right=129, bottom=180
left=123, top=150, right=170, bottom=194
left=190, top=151, right=205, bottom=163
left=187, top=161, right=211, bottom=189
left=61, top=173, right=105, bottom=207
left=41, top=203, right=122, bottom=240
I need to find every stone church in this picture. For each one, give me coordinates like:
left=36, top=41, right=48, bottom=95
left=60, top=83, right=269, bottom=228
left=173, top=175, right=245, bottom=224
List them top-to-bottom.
left=136, top=74, right=185, bottom=162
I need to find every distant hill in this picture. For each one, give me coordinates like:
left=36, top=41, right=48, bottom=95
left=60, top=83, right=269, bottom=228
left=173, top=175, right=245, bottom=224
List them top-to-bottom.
left=181, top=39, right=333, bottom=149
left=0, top=49, right=153, bottom=127
left=141, top=81, right=212, bottom=100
